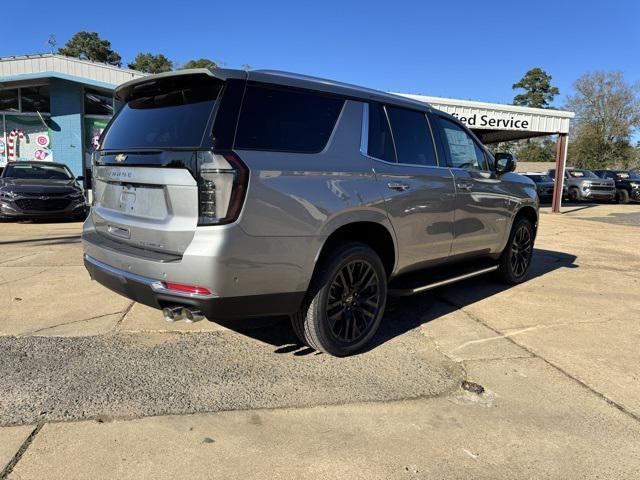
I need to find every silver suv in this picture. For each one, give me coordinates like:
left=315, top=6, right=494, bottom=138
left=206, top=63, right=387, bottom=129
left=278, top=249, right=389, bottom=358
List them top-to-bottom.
left=82, top=68, right=539, bottom=356
left=548, top=168, right=615, bottom=202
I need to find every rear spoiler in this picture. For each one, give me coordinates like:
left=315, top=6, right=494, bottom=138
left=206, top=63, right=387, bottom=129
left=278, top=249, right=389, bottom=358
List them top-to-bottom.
left=115, top=68, right=247, bottom=102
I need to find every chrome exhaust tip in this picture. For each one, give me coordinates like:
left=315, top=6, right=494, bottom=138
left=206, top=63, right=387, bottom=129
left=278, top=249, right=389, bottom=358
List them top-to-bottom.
left=162, top=306, right=183, bottom=322
left=182, top=308, right=204, bottom=323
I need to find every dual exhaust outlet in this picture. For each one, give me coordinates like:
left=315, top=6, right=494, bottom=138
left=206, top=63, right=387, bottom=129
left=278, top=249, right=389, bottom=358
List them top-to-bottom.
left=162, top=306, right=204, bottom=323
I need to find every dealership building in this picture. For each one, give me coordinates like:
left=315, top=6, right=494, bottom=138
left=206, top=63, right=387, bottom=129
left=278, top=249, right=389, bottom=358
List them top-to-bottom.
left=0, top=53, right=574, bottom=210
left=0, top=54, right=143, bottom=180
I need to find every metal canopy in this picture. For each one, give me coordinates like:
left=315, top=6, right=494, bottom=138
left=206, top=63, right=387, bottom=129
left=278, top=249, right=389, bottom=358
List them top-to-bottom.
left=395, top=93, right=574, bottom=144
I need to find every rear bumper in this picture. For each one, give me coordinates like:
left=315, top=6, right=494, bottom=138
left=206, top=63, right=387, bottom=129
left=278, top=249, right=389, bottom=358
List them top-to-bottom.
left=82, top=214, right=320, bottom=319
left=84, top=254, right=304, bottom=319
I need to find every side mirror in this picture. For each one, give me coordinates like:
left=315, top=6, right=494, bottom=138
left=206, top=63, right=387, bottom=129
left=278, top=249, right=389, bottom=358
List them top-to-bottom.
left=495, top=153, right=517, bottom=175
left=76, top=176, right=85, bottom=182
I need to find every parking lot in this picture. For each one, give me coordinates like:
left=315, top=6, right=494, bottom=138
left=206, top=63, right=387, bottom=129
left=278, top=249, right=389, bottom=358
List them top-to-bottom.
left=1, top=204, right=640, bottom=479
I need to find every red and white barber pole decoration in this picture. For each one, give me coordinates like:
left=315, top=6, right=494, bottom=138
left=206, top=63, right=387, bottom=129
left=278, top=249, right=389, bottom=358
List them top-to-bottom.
left=7, top=129, right=26, bottom=161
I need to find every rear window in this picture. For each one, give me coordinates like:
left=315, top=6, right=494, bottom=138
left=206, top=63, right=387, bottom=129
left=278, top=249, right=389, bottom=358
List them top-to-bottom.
left=101, top=83, right=221, bottom=150
left=234, top=85, right=344, bottom=153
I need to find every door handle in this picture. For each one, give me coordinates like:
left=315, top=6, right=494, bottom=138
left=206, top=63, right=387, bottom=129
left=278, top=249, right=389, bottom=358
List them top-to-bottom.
left=387, top=182, right=410, bottom=192
left=456, top=182, right=473, bottom=192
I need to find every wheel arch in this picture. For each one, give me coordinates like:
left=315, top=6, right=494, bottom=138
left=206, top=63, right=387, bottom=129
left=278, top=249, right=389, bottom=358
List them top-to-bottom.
left=513, top=205, right=539, bottom=236
left=313, top=221, right=397, bottom=279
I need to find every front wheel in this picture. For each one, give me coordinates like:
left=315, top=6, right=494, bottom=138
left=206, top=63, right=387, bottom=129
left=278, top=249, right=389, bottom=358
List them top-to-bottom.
left=568, top=187, right=581, bottom=203
left=616, top=189, right=630, bottom=204
left=497, top=217, right=535, bottom=285
left=291, top=242, right=387, bottom=356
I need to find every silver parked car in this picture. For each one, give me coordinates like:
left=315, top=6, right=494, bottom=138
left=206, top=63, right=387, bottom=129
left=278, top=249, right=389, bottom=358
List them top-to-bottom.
left=82, top=68, right=539, bottom=356
left=548, top=168, right=615, bottom=202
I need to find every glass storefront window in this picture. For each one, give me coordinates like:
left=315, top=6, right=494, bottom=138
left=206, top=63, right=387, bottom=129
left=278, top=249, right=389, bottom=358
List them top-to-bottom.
left=21, top=85, right=50, bottom=113
left=84, top=88, right=114, bottom=115
left=0, top=89, right=19, bottom=112
left=4, top=115, right=53, bottom=163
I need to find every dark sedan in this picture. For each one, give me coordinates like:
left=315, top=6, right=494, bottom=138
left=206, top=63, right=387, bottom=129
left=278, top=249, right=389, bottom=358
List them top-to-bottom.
left=0, top=162, right=88, bottom=221
left=521, top=173, right=567, bottom=203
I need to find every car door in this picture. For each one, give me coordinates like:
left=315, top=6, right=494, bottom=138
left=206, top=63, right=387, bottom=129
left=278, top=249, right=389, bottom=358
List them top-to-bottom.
left=363, top=103, right=455, bottom=273
left=431, top=114, right=511, bottom=257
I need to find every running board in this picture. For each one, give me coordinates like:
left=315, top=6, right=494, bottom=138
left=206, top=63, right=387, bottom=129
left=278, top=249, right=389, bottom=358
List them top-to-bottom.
left=388, top=265, right=499, bottom=296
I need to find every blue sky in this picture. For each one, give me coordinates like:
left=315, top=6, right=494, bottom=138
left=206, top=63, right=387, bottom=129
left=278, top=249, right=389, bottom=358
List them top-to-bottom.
left=1, top=0, right=638, bottom=107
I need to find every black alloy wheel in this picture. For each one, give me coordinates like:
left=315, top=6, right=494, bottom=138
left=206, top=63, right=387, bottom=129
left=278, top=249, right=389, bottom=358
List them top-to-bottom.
left=509, top=223, right=533, bottom=278
left=291, top=242, right=387, bottom=356
left=325, top=259, right=382, bottom=344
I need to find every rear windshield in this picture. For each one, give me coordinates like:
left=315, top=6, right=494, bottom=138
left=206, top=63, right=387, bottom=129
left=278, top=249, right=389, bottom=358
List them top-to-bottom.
left=101, top=82, right=221, bottom=150
left=3, top=163, right=73, bottom=180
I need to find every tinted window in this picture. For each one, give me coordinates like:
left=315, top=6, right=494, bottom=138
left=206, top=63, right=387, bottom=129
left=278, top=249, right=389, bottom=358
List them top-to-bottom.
left=101, top=84, right=220, bottom=149
left=21, top=85, right=50, bottom=113
left=235, top=85, right=344, bottom=152
left=85, top=88, right=114, bottom=115
left=0, top=89, right=19, bottom=111
left=367, top=103, right=396, bottom=162
left=385, top=107, right=437, bottom=166
left=439, top=118, right=487, bottom=170
left=3, top=163, right=72, bottom=180
left=568, top=170, right=597, bottom=178
left=526, top=174, right=553, bottom=183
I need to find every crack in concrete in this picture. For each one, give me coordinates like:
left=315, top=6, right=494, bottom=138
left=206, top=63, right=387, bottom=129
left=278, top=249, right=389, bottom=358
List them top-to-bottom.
left=436, top=294, right=640, bottom=424
left=112, top=302, right=135, bottom=333
left=17, top=311, right=125, bottom=337
left=0, top=423, right=42, bottom=480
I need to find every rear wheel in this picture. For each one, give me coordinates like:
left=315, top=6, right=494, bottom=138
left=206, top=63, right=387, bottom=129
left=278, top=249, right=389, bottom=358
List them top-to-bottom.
left=616, top=188, right=630, bottom=204
left=497, top=217, right=534, bottom=285
left=291, top=242, right=387, bottom=356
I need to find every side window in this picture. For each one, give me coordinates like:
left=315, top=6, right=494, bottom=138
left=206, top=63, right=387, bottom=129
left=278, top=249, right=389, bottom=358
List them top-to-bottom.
left=235, top=85, right=344, bottom=153
left=367, top=103, right=396, bottom=162
left=385, top=106, right=438, bottom=166
left=439, top=118, right=487, bottom=170
left=484, top=151, right=495, bottom=171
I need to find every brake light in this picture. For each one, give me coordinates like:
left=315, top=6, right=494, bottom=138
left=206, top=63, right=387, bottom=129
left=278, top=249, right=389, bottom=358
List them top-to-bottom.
left=197, top=151, right=248, bottom=225
left=164, top=282, right=212, bottom=295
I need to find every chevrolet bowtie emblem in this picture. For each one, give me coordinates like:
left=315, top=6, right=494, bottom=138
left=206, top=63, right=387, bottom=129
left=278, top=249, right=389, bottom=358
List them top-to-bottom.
left=115, top=154, right=127, bottom=163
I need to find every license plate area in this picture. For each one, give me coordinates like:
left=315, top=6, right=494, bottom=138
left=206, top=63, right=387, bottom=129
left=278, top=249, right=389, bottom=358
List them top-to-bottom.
left=102, top=182, right=168, bottom=219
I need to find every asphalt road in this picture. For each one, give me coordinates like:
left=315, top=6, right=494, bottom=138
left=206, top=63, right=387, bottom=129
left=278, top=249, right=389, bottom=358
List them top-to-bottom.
left=0, top=299, right=462, bottom=426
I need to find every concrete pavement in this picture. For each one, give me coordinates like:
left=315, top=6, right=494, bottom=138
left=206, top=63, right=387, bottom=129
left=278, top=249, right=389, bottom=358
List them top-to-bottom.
left=1, top=204, right=639, bottom=478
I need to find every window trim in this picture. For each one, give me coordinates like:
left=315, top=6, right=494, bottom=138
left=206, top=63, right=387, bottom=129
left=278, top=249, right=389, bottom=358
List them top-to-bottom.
left=360, top=102, right=444, bottom=169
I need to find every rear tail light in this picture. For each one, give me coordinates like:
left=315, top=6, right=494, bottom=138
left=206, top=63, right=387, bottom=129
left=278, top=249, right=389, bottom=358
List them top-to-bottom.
left=197, top=151, right=248, bottom=225
left=163, top=282, right=212, bottom=296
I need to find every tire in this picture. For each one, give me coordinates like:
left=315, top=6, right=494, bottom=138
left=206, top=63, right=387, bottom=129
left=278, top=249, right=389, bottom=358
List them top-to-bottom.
left=568, top=187, right=581, bottom=203
left=616, top=189, right=630, bottom=204
left=496, top=216, right=535, bottom=285
left=291, top=242, right=387, bottom=356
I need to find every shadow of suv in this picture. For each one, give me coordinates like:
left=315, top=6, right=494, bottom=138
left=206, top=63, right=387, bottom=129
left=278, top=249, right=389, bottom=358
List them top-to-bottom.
left=83, top=68, right=539, bottom=356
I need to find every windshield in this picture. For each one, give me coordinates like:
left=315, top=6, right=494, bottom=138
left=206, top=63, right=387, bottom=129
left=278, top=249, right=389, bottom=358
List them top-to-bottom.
left=102, top=82, right=222, bottom=150
left=2, top=163, right=73, bottom=180
left=568, top=170, right=597, bottom=178
left=628, top=171, right=640, bottom=180
left=615, top=172, right=630, bottom=179
left=526, top=174, right=553, bottom=183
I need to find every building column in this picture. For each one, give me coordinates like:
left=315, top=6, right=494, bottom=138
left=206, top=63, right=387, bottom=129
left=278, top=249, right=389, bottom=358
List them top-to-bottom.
left=49, top=78, right=84, bottom=177
left=551, top=133, right=568, bottom=213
